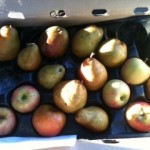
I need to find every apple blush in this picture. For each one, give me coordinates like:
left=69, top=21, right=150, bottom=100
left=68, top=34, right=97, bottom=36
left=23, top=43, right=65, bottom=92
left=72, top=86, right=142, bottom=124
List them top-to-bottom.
left=102, top=79, right=130, bottom=109
left=11, top=85, right=40, bottom=113
left=125, top=101, right=150, bottom=132
left=32, top=104, right=66, bottom=137
left=0, top=107, right=16, bottom=136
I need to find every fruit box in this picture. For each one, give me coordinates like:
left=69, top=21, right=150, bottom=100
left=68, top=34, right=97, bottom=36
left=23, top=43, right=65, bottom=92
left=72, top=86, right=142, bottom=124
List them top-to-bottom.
left=0, top=0, right=150, bottom=149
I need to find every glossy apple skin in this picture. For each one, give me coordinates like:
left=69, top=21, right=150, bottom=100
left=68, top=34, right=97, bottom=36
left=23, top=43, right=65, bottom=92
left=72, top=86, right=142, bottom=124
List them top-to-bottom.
left=102, top=79, right=130, bottom=109
left=11, top=85, right=40, bottom=113
left=125, top=101, right=150, bottom=132
left=32, top=104, right=66, bottom=137
left=0, top=107, right=16, bottom=136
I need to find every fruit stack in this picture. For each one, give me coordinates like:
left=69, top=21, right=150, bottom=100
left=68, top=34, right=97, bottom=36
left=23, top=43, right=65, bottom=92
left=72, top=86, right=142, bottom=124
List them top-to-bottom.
left=0, top=21, right=150, bottom=139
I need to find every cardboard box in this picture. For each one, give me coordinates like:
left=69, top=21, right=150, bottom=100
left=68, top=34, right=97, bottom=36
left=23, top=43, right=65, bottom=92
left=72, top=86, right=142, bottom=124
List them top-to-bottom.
left=0, top=0, right=150, bottom=149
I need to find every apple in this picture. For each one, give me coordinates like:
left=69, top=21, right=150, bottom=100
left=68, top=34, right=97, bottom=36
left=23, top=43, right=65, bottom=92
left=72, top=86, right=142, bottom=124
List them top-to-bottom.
left=102, top=79, right=130, bottom=109
left=11, top=85, right=40, bottom=113
left=125, top=101, right=150, bottom=132
left=32, top=104, right=66, bottom=137
left=0, top=107, right=16, bottom=136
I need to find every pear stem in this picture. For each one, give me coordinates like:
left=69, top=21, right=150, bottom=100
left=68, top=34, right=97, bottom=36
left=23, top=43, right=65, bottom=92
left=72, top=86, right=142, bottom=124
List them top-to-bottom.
left=26, top=43, right=35, bottom=47
left=89, top=52, right=95, bottom=60
left=144, top=58, right=149, bottom=63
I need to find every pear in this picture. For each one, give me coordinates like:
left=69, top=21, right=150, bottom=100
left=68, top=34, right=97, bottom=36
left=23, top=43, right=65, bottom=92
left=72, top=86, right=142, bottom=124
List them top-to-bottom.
left=0, top=25, right=20, bottom=61
left=72, top=25, right=103, bottom=58
left=39, top=26, right=69, bottom=59
left=97, top=38, right=127, bottom=68
left=17, top=43, right=42, bottom=71
left=78, top=53, right=108, bottom=91
left=121, top=58, right=150, bottom=85
left=38, top=64, right=65, bottom=90
left=53, top=80, right=87, bottom=113
left=75, top=106, right=109, bottom=132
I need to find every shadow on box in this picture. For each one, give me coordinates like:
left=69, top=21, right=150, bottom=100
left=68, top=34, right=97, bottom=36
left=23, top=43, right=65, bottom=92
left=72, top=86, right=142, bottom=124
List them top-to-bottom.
left=0, top=15, right=150, bottom=139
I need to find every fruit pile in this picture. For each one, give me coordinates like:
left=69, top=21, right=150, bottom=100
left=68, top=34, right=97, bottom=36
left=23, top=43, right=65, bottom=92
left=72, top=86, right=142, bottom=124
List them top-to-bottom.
left=0, top=22, right=150, bottom=138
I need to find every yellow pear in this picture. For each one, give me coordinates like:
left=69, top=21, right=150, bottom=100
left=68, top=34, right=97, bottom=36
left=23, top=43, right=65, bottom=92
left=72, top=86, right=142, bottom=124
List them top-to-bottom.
left=0, top=25, right=20, bottom=61
left=72, top=25, right=103, bottom=58
left=97, top=38, right=127, bottom=68
left=78, top=53, right=108, bottom=91
left=121, top=58, right=150, bottom=85
left=53, top=80, right=87, bottom=113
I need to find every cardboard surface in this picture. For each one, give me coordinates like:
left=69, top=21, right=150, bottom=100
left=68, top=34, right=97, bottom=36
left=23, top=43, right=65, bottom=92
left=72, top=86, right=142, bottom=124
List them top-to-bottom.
left=0, top=0, right=150, bottom=26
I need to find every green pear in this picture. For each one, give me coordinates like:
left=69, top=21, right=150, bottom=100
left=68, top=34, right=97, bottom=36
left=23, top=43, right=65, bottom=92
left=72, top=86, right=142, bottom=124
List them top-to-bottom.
left=0, top=25, right=20, bottom=61
left=72, top=25, right=103, bottom=58
left=97, top=38, right=127, bottom=68
left=17, top=43, right=42, bottom=71
left=121, top=58, right=150, bottom=85
left=38, top=64, right=65, bottom=90
left=75, top=106, right=109, bottom=132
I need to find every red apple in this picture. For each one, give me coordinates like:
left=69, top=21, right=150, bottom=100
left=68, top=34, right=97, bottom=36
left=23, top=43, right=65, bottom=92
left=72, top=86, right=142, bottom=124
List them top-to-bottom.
left=102, top=79, right=130, bottom=109
left=11, top=85, right=40, bottom=113
left=125, top=101, right=150, bottom=132
left=32, top=104, right=66, bottom=137
left=0, top=107, right=16, bottom=136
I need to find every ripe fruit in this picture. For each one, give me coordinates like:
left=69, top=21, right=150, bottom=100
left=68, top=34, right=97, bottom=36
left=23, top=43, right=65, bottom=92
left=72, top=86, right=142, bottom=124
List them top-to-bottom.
left=0, top=25, right=20, bottom=61
left=72, top=25, right=103, bottom=58
left=39, top=26, right=69, bottom=59
left=97, top=38, right=127, bottom=67
left=17, top=43, right=42, bottom=71
left=78, top=53, right=108, bottom=91
left=121, top=58, right=150, bottom=85
left=38, top=64, right=65, bottom=90
left=102, top=79, right=130, bottom=109
left=53, top=80, right=87, bottom=113
left=11, top=85, right=40, bottom=113
left=125, top=101, right=150, bottom=132
left=32, top=104, right=66, bottom=137
left=75, top=106, right=109, bottom=132
left=0, top=107, right=16, bottom=136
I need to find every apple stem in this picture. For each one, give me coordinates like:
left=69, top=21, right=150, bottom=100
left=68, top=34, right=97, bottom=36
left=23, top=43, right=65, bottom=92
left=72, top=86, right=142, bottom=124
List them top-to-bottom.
left=89, top=52, right=95, bottom=60
left=80, top=80, right=84, bottom=84
left=140, top=108, right=145, bottom=116
left=0, top=115, right=5, bottom=122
